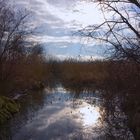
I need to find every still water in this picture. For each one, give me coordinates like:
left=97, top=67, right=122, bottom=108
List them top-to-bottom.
left=0, top=86, right=105, bottom=140
left=1, top=86, right=135, bottom=140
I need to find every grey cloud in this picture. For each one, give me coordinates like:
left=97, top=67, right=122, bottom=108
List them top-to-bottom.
left=10, top=0, right=104, bottom=58
left=47, top=0, right=77, bottom=8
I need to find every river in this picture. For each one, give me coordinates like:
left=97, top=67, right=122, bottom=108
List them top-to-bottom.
left=0, top=86, right=106, bottom=140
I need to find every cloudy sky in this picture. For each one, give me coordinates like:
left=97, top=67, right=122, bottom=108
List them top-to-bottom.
left=11, top=0, right=104, bottom=60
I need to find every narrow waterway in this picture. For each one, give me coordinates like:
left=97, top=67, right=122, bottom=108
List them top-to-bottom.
left=0, top=86, right=105, bottom=140
left=0, top=86, right=136, bottom=140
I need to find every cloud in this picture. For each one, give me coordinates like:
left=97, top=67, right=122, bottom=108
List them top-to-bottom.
left=11, top=0, right=104, bottom=59
left=47, top=0, right=77, bottom=8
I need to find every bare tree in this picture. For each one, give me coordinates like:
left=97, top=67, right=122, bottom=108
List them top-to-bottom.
left=0, top=0, right=30, bottom=81
left=0, top=0, right=47, bottom=98
left=80, top=0, right=140, bottom=63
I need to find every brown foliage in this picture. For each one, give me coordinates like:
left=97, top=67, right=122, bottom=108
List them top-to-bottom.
left=0, top=1, right=46, bottom=95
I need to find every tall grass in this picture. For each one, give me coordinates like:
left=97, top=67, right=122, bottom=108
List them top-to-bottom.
left=0, top=47, right=47, bottom=96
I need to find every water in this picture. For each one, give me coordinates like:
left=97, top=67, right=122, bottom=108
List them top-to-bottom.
left=0, top=86, right=104, bottom=140
left=0, top=86, right=135, bottom=140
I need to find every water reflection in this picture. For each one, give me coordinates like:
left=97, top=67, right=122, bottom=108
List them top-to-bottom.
left=0, top=86, right=103, bottom=140
left=79, top=104, right=100, bottom=126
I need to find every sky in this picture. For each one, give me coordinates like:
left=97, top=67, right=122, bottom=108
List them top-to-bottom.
left=11, top=0, right=105, bottom=60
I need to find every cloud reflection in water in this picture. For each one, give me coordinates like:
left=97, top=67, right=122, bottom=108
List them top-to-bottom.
left=12, top=87, right=102, bottom=140
left=79, top=104, right=100, bottom=127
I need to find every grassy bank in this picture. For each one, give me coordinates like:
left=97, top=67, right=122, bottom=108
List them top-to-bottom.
left=0, top=96, right=20, bottom=124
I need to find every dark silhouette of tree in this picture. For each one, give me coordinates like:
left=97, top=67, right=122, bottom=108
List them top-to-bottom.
left=0, top=0, right=30, bottom=81
left=80, top=0, right=140, bottom=63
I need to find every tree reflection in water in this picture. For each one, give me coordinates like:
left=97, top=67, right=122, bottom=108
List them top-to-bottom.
left=0, top=86, right=136, bottom=140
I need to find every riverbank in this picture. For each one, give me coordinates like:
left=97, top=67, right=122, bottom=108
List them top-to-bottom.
left=0, top=81, right=45, bottom=124
left=0, top=96, right=20, bottom=124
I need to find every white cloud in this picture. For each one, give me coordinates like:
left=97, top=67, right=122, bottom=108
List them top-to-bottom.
left=11, top=0, right=104, bottom=59
left=46, top=0, right=103, bottom=27
left=50, top=54, right=104, bottom=61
